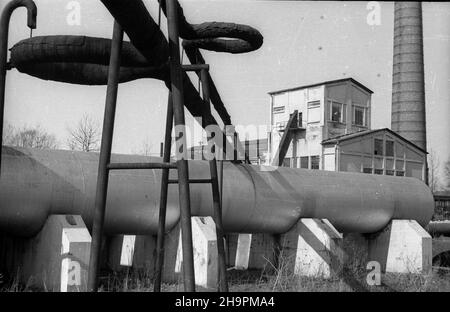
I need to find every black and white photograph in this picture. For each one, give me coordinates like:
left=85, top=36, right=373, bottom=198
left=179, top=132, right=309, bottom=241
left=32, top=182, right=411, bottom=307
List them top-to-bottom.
left=0, top=0, right=449, bottom=302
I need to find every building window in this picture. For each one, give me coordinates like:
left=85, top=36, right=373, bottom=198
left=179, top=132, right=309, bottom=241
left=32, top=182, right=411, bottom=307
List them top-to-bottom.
left=308, top=100, right=320, bottom=108
left=329, top=100, right=346, bottom=123
left=307, top=101, right=321, bottom=124
left=273, top=106, right=285, bottom=114
left=353, top=106, right=366, bottom=126
left=290, top=112, right=303, bottom=128
left=374, top=138, right=383, bottom=156
left=385, top=140, right=394, bottom=157
left=310, top=155, right=320, bottom=170
left=300, top=156, right=309, bottom=169
left=283, top=157, right=291, bottom=167
left=363, top=168, right=373, bottom=174
left=374, top=169, right=384, bottom=175
left=386, top=169, right=395, bottom=176
left=396, top=170, right=405, bottom=177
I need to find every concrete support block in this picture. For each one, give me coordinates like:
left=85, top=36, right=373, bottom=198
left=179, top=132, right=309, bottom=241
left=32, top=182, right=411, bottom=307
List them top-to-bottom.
left=22, top=215, right=91, bottom=291
left=175, top=217, right=218, bottom=289
left=281, top=218, right=343, bottom=278
left=368, top=220, right=432, bottom=274
left=105, top=226, right=180, bottom=283
left=231, top=233, right=276, bottom=270
left=235, top=234, right=252, bottom=270
left=107, top=235, right=156, bottom=273
left=120, top=235, right=137, bottom=267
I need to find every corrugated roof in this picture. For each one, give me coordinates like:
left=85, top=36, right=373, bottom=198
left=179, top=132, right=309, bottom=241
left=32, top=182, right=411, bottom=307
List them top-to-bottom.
left=268, top=78, right=374, bottom=96
left=321, top=128, right=428, bottom=154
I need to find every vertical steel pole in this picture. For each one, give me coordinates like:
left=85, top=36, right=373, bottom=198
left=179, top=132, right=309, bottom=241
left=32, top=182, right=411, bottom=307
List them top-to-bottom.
left=0, top=0, right=36, bottom=174
left=166, top=0, right=196, bottom=292
left=87, top=21, right=123, bottom=292
left=200, top=68, right=228, bottom=292
left=154, top=92, right=174, bottom=292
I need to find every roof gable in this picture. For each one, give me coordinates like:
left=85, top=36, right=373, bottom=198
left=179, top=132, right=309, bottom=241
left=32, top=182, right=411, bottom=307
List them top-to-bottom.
left=321, top=128, right=428, bottom=154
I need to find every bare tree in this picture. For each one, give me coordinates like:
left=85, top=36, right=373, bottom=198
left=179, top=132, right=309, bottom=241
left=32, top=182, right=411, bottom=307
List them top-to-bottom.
left=67, top=114, right=101, bottom=152
left=3, top=123, right=15, bottom=144
left=3, top=124, right=58, bottom=149
left=132, top=137, right=153, bottom=156
left=428, top=149, right=441, bottom=192
left=445, top=157, right=450, bottom=191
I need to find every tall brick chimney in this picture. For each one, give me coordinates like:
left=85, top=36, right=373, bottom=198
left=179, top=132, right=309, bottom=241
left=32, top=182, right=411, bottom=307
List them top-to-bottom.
left=391, top=2, right=427, bottom=151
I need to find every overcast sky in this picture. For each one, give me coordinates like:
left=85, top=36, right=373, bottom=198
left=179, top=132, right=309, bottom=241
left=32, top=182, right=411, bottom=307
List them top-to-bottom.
left=1, top=1, right=449, bottom=180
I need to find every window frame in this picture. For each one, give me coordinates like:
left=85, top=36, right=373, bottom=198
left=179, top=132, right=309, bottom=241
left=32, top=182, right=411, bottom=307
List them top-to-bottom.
left=328, top=99, right=346, bottom=124
left=307, top=100, right=321, bottom=124
left=352, top=105, right=366, bottom=127
left=273, top=106, right=285, bottom=114
left=374, top=138, right=384, bottom=156
left=385, top=140, right=394, bottom=157
left=310, top=155, right=320, bottom=170
left=300, top=156, right=309, bottom=169
left=374, top=169, right=384, bottom=175
left=386, top=169, right=395, bottom=176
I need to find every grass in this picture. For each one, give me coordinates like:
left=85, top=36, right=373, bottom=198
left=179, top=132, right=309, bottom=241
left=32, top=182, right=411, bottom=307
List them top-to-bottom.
left=2, top=240, right=450, bottom=292
left=93, top=246, right=450, bottom=292
left=2, top=265, right=450, bottom=292
left=90, top=265, right=450, bottom=292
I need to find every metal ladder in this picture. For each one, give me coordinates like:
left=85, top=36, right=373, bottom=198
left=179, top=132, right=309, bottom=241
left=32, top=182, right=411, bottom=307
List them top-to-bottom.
left=87, top=0, right=228, bottom=293
left=152, top=63, right=228, bottom=293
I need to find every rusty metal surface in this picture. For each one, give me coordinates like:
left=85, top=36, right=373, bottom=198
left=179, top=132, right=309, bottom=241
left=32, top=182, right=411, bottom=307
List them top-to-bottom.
left=0, top=147, right=434, bottom=237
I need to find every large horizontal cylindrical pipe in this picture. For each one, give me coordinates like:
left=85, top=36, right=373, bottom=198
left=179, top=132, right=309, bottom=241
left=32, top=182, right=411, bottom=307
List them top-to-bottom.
left=0, top=147, right=434, bottom=237
left=427, top=221, right=450, bottom=236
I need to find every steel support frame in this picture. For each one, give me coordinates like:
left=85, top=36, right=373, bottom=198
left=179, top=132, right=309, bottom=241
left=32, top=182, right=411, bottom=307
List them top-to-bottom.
left=0, top=0, right=36, bottom=175
left=166, top=0, right=196, bottom=292
left=87, top=21, right=124, bottom=292
left=200, top=68, right=228, bottom=292
left=153, top=92, right=174, bottom=292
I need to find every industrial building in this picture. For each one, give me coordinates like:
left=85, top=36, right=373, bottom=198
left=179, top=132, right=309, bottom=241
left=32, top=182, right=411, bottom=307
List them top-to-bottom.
left=267, top=77, right=427, bottom=181
left=321, top=128, right=427, bottom=180
left=434, top=191, right=450, bottom=220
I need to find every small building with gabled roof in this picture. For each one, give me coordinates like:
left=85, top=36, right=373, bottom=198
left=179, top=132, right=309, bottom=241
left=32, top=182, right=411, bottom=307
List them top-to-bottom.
left=321, top=128, right=427, bottom=181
